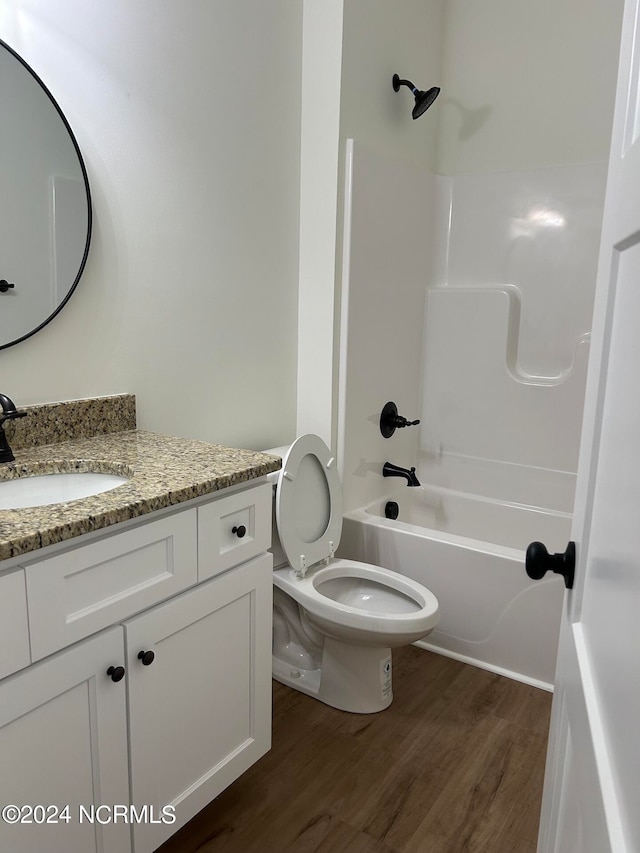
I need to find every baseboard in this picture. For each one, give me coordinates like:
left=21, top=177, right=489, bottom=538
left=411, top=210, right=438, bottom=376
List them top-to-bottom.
left=412, top=639, right=554, bottom=693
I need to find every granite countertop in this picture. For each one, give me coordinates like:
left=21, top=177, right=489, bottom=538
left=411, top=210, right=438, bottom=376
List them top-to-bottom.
left=0, top=429, right=281, bottom=562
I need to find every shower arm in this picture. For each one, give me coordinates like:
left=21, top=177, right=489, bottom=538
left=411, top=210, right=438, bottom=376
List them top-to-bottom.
left=393, top=75, right=418, bottom=94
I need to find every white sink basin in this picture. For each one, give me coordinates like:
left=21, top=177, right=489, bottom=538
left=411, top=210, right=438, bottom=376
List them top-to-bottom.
left=0, top=472, right=128, bottom=510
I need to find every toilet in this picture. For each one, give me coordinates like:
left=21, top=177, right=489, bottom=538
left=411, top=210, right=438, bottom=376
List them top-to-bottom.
left=268, top=434, right=439, bottom=713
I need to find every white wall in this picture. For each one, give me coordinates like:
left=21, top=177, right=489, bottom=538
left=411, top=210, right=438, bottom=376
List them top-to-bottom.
left=0, top=0, right=302, bottom=451
left=296, top=0, right=445, bottom=455
left=297, top=0, right=343, bottom=446
left=335, top=0, right=445, bottom=504
left=340, top=0, right=445, bottom=174
left=436, top=0, right=623, bottom=175
left=339, top=140, right=436, bottom=511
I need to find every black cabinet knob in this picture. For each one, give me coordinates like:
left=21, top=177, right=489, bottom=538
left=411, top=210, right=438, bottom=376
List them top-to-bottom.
left=0, top=280, right=15, bottom=293
left=232, top=525, right=246, bottom=539
left=525, top=541, right=575, bottom=589
left=137, top=650, right=155, bottom=666
left=107, top=665, right=125, bottom=682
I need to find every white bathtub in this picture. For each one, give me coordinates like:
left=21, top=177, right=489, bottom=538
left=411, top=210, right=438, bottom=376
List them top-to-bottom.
left=340, top=486, right=570, bottom=689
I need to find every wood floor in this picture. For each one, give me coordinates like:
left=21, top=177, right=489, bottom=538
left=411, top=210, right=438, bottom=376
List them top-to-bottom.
left=157, top=647, right=552, bottom=853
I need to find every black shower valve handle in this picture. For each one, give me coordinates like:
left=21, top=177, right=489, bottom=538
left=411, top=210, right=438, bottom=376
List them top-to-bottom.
left=380, top=401, right=421, bottom=438
left=396, top=416, right=420, bottom=428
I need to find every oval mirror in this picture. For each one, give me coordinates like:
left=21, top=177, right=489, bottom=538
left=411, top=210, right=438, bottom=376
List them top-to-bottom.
left=0, top=38, right=91, bottom=350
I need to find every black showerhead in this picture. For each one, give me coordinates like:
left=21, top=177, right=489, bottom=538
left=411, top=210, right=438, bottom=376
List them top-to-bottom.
left=393, top=73, right=440, bottom=119
left=412, top=86, right=441, bottom=119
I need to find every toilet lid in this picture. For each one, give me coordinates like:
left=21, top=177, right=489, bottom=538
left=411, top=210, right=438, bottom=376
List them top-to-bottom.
left=276, top=434, right=343, bottom=572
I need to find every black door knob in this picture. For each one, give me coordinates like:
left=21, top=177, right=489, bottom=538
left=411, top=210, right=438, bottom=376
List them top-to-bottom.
left=232, top=525, right=246, bottom=538
left=525, top=541, right=575, bottom=589
left=137, top=650, right=155, bottom=666
left=107, top=665, right=125, bottom=682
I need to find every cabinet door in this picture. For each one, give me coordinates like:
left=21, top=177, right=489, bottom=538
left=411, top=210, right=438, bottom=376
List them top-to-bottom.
left=124, top=553, right=272, bottom=853
left=0, top=627, right=130, bottom=853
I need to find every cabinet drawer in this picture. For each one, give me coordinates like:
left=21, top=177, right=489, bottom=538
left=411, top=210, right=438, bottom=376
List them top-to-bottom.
left=198, top=482, right=271, bottom=580
left=26, top=509, right=198, bottom=661
left=0, top=569, right=30, bottom=679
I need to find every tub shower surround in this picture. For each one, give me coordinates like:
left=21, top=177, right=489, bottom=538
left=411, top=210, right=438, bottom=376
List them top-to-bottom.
left=337, top=144, right=607, bottom=686
left=420, top=163, right=607, bottom=509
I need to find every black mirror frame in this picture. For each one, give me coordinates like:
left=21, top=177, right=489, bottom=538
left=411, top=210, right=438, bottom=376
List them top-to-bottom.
left=0, top=37, right=92, bottom=351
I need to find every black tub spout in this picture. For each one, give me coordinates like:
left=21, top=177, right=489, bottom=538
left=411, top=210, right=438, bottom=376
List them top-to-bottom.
left=382, top=461, right=420, bottom=487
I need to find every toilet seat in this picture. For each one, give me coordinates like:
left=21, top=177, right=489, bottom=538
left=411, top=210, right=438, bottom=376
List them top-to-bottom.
left=274, top=434, right=439, bottom=639
left=276, top=434, right=343, bottom=573
left=273, top=559, right=439, bottom=646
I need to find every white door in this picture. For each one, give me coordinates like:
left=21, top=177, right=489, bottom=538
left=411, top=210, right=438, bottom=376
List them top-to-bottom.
left=536, top=2, right=640, bottom=850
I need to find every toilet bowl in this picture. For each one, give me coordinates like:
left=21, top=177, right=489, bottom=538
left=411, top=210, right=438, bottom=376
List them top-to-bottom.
left=269, top=434, right=439, bottom=713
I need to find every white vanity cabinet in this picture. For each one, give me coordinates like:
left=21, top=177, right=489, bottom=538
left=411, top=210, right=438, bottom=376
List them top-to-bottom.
left=0, top=480, right=273, bottom=853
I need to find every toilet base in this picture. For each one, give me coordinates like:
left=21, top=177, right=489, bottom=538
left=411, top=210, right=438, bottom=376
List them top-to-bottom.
left=273, top=638, right=393, bottom=714
left=272, top=655, right=321, bottom=698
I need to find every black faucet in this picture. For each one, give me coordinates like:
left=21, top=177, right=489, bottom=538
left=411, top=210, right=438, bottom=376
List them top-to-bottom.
left=0, top=394, right=27, bottom=463
left=382, top=461, right=421, bottom=487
